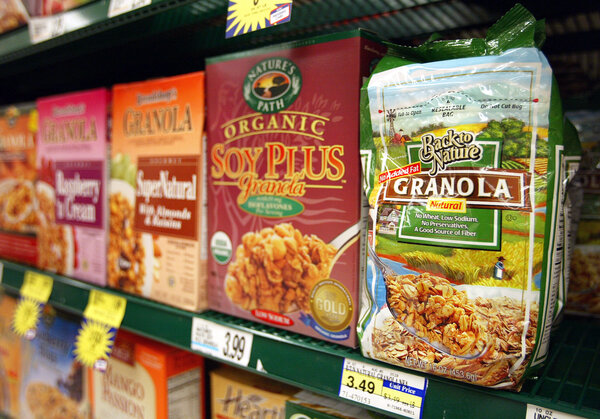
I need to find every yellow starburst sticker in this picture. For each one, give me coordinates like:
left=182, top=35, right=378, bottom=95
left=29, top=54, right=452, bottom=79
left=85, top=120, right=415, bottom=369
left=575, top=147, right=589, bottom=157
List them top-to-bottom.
left=226, top=0, right=292, bottom=38
left=12, top=298, right=41, bottom=338
left=73, top=320, right=115, bottom=368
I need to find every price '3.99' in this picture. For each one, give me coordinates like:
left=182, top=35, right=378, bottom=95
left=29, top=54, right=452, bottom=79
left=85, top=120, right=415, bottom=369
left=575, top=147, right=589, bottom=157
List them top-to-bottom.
left=223, top=332, right=246, bottom=361
left=344, top=374, right=376, bottom=393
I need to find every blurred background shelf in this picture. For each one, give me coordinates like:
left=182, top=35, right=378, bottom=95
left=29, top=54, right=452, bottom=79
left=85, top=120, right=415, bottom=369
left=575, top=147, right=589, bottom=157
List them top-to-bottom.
left=0, top=0, right=598, bottom=108
left=1, top=259, right=599, bottom=419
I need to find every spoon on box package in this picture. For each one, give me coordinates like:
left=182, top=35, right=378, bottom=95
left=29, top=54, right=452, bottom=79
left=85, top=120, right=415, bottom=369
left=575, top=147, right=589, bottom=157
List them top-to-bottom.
left=329, top=221, right=363, bottom=267
left=367, top=244, right=489, bottom=360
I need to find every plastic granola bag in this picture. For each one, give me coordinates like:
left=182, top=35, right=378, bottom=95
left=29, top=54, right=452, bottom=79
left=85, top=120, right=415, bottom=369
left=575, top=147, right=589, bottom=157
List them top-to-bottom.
left=359, top=5, right=565, bottom=389
left=565, top=110, right=600, bottom=314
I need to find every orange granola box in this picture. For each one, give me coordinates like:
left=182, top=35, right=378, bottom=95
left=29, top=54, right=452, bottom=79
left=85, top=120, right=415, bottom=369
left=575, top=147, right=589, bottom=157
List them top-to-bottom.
left=110, top=72, right=207, bottom=311
left=0, top=103, right=38, bottom=266
left=88, top=329, right=205, bottom=419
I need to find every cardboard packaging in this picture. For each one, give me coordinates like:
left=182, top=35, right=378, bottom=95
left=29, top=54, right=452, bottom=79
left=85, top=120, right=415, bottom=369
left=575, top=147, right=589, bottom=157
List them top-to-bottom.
left=206, top=30, right=385, bottom=346
left=110, top=72, right=207, bottom=311
left=36, top=88, right=110, bottom=285
left=0, top=103, right=38, bottom=266
left=0, top=294, right=22, bottom=418
left=19, top=310, right=87, bottom=419
left=88, top=329, right=205, bottom=419
left=210, top=366, right=297, bottom=419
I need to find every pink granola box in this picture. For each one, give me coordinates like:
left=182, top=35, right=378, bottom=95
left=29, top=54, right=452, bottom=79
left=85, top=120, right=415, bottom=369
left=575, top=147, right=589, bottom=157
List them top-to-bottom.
left=36, top=88, right=110, bottom=285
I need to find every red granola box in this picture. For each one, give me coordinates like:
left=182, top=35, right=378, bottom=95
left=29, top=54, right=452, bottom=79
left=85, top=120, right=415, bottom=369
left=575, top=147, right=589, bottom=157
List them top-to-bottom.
left=206, top=30, right=385, bottom=346
left=0, top=103, right=38, bottom=266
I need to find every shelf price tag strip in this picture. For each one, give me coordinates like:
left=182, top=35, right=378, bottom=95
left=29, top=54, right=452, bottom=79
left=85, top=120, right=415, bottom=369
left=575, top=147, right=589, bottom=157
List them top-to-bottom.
left=108, top=0, right=151, bottom=18
left=226, top=0, right=293, bottom=39
left=29, top=14, right=68, bottom=44
left=11, top=271, right=53, bottom=339
left=74, top=289, right=127, bottom=372
left=190, top=317, right=253, bottom=367
left=339, top=358, right=427, bottom=419
left=526, top=404, right=584, bottom=419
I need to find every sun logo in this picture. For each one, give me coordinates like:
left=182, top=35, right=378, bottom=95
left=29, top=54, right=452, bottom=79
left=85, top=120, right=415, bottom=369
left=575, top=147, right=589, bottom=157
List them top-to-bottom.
left=12, top=298, right=41, bottom=338
left=73, top=319, right=115, bottom=368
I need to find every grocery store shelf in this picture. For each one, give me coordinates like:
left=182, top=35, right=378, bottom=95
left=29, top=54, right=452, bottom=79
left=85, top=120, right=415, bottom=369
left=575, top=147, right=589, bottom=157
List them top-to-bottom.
left=3, top=0, right=599, bottom=104
left=1, top=259, right=599, bottom=419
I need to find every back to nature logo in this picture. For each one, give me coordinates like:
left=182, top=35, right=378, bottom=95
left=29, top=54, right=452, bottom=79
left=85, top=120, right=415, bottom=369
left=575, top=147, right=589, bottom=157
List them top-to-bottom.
left=244, top=57, right=301, bottom=113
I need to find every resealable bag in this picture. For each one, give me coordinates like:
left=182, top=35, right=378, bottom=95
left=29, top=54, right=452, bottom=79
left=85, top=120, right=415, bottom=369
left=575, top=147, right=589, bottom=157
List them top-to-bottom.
left=359, top=5, right=565, bottom=389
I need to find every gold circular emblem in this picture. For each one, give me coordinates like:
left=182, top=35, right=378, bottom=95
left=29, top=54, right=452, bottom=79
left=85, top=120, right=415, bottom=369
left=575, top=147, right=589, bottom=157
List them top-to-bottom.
left=309, top=279, right=353, bottom=332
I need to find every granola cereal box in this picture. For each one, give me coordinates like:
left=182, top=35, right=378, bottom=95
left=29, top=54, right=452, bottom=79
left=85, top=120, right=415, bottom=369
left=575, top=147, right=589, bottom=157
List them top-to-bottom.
left=359, top=6, right=565, bottom=389
left=206, top=30, right=385, bottom=346
left=110, top=72, right=207, bottom=311
left=36, top=88, right=110, bottom=285
left=0, top=103, right=38, bottom=266
left=565, top=110, right=600, bottom=314
left=0, top=294, right=22, bottom=418
left=20, top=310, right=87, bottom=419
left=88, top=329, right=205, bottom=419
left=210, top=365, right=297, bottom=419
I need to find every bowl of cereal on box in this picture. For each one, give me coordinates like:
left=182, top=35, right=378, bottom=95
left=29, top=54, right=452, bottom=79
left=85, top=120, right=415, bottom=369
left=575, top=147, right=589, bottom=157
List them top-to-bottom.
left=109, top=178, right=154, bottom=296
left=0, top=179, right=38, bottom=233
left=36, top=181, right=74, bottom=276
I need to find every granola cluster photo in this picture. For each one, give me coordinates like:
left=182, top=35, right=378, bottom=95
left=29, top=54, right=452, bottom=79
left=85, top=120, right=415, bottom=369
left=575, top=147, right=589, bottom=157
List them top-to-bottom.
left=225, top=223, right=337, bottom=313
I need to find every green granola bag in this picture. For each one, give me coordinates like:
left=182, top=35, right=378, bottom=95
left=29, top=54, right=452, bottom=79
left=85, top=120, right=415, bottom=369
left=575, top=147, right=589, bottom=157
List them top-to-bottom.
left=359, top=4, right=565, bottom=390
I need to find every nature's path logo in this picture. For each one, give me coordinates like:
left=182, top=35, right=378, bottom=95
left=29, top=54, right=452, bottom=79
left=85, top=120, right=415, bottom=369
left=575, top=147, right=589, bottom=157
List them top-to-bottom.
left=244, top=57, right=301, bottom=113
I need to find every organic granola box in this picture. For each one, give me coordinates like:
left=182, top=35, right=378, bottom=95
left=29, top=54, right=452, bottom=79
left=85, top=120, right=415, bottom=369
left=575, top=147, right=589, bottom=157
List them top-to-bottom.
left=359, top=6, right=565, bottom=389
left=206, top=30, right=385, bottom=346
left=110, top=72, right=207, bottom=311
left=36, top=88, right=110, bottom=285
left=0, top=103, right=38, bottom=266
left=565, top=110, right=600, bottom=314
left=20, top=310, right=87, bottom=419
left=88, top=329, right=205, bottom=419
left=210, top=365, right=297, bottom=419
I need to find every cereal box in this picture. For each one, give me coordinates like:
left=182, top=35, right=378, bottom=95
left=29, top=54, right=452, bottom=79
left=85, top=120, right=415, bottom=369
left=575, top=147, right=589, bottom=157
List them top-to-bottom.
left=359, top=6, right=565, bottom=389
left=206, top=30, right=385, bottom=346
left=110, top=72, right=206, bottom=311
left=36, top=88, right=110, bottom=285
left=0, top=103, right=38, bottom=266
left=565, top=110, right=600, bottom=314
left=0, top=294, right=22, bottom=418
left=20, top=310, right=87, bottom=419
left=88, top=329, right=205, bottom=419
left=210, top=365, right=297, bottom=419
left=285, top=391, right=381, bottom=419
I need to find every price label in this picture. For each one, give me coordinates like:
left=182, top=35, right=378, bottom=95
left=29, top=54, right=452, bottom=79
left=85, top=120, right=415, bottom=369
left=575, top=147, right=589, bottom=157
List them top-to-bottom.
left=108, top=0, right=151, bottom=18
left=226, top=0, right=292, bottom=39
left=29, top=15, right=66, bottom=44
left=20, top=271, right=53, bottom=303
left=74, top=290, right=127, bottom=371
left=83, top=290, right=127, bottom=328
left=191, top=317, right=253, bottom=367
left=339, top=358, right=427, bottom=419
left=526, top=404, right=584, bottom=419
